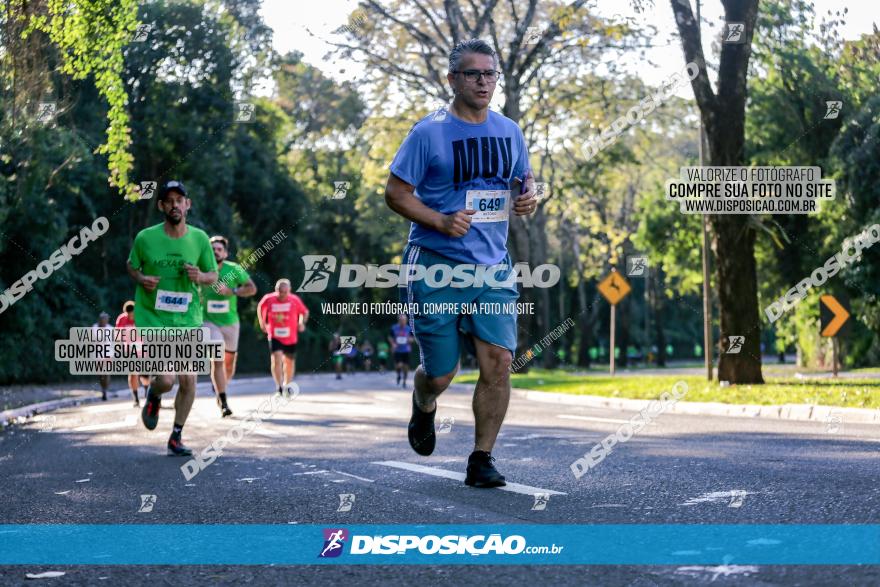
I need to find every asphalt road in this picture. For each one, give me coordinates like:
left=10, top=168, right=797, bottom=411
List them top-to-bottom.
left=2, top=372, right=879, bottom=585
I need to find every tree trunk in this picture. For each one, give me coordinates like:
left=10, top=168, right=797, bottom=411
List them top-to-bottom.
left=670, top=0, right=764, bottom=383
left=571, top=233, right=592, bottom=368
left=650, top=265, right=667, bottom=367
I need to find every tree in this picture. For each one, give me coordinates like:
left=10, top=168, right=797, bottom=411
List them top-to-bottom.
left=669, top=0, right=763, bottom=383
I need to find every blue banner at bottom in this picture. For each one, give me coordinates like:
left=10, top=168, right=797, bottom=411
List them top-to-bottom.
left=1, top=524, right=879, bottom=565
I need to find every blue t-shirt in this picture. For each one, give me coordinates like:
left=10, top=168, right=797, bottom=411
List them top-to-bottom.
left=389, top=109, right=531, bottom=265
left=390, top=324, right=412, bottom=353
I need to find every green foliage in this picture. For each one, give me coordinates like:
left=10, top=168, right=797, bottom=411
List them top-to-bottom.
left=23, top=0, right=139, bottom=198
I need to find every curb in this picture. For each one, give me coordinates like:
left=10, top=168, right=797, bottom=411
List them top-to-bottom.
left=0, top=377, right=240, bottom=428
left=509, top=387, right=880, bottom=425
left=0, top=388, right=130, bottom=427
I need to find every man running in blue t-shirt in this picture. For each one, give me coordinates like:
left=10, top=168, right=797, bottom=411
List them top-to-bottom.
left=384, top=39, right=537, bottom=488
left=389, top=313, right=415, bottom=388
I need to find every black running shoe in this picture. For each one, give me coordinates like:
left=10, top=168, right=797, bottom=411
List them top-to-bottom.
left=141, top=388, right=161, bottom=430
left=101, top=391, right=107, bottom=401
left=407, top=392, right=436, bottom=456
left=221, top=405, right=232, bottom=418
left=167, top=436, right=193, bottom=457
left=465, top=451, right=506, bottom=488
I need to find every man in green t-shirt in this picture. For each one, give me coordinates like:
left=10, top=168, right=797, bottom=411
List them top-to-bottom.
left=126, top=180, right=218, bottom=457
left=203, top=235, right=256, bottom=417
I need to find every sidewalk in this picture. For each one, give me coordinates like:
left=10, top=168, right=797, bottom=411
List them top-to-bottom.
left=0, top=376, right=255, bottom=427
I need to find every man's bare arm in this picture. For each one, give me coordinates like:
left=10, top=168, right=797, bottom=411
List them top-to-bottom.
left=384, top=174, right=475, bottom=238
left=127, top=260, right=160, bottom=291
left=236, top=278, right=257, bottom=297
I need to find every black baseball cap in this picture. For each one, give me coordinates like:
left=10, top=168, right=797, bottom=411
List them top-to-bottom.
left=159, top=180, right=188, bottom=201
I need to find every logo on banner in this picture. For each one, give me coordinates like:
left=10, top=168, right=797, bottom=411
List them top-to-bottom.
left=298, top=255, right=337, bottom=292
left=319, top=528, right=348, bottom=558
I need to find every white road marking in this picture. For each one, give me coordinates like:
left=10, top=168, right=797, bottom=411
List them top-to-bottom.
left=440, top=403, right=473, bottom=411
left=82, top=404, right=135, bottom=414
left=72, top=414, right=137, bottom=432
left=557, top=414, right=631, bottom=424
left=372, top=461, right=566, bottom=496
left=292, top=470, right=329, bottom=476
left=332, top=470, right=375, bottom=483
left=680, top=490, right=754, bottom=506
left=675, top=565, right=760, bottom=581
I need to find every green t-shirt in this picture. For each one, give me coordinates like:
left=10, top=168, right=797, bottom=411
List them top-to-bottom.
left=128, top=223, right=217, bottom=327
left=202, top=261, right=250, bottom=326
left=377, top=341, right=390, bottom=358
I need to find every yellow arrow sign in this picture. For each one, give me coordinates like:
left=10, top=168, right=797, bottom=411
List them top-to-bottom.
left=597, top=270, right=631, bottom=305
left=820, top=295, right=850, bottom=337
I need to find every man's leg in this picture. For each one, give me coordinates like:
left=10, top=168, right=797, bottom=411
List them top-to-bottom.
left=471, top=337, right=512, bottom=453
left=270, top=350, right=284, bottom=392
left=224, top=351, right=237, bottom=381
left=283, top=354, right=296, bottom=385
left=210, top=356, right=232, bottom=416
left=210, top=358, right=227, bottom=398
left=408, top=364, right=457, bottom=456
left=413, top=364, right=457, bottom=412
left=128, top=373, right=140, bottom=406
left=100, top=374, right=111, bottom=400
left=141, top=374, right=174, bottom=431
left=167, top=374, right=196, bottom=456
left=174, top=374, right=197, bottom=426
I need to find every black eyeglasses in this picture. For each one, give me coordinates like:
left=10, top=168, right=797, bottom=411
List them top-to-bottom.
left=452, top=69, right=501, bottom=83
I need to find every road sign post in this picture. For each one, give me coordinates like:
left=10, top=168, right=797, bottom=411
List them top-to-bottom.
left=597, top=269, right=631, bottom=376
left=820, top=294, right=851, bottom=378
left=610, top=304, right=616, bottom=376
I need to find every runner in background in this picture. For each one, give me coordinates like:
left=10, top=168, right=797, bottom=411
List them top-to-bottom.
left=203, top=235, right=257, bottom=417
left=257, top=279, right=309, bottom=397
left=114, top=300, right=149, bottom=406
left=92, top=312, right=113, bottom=401
left=389, top=313, right=415, bottom=388
left=329, top=332, right=345, bottom=380
left=376, top=339, right=390, bottom=373
left=360, top=340, right=375, bottom=372
left=344, top=341, right=359, bottom=374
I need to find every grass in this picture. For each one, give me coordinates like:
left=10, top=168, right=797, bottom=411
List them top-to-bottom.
left=453, top=369, right=880, bottom=409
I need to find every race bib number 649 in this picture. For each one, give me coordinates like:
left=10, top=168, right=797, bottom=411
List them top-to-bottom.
left=466, top=190, right=510, bottom=223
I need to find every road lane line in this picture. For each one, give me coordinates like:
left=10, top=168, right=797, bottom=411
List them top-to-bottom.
left=72, top=414, right=137, bottom=431
left=557, top=414, right=631, bottom=424
left=372, top=460, right=566, bottom=496
left=332, top=470, right=375, bottom=483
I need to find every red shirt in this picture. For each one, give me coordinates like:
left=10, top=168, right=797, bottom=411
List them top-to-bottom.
left=258, top=293, right=308, bottom=345
left=115, top=312, right=139, bottom=346
left=115, top=313, right=135, bottom=329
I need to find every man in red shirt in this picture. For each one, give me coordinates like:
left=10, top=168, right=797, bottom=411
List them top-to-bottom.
left=257, top=278, right=309, bottom=396
left=114, top=301, right=150, bottom=407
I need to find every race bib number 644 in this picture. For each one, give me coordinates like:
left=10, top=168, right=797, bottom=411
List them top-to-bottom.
left=155, top=290, right=192, bottom=313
